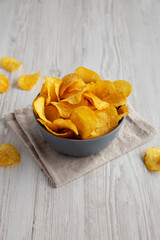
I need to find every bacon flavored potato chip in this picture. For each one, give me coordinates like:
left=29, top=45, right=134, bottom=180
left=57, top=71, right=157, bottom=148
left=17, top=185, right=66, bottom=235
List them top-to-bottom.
left=1, top=56, right=22, bottom=72
left=75, top=66, right=102, bottom=83
left=18, top=72, right=40, bottom=90
left=0, top=74, right=9, bottom=93
left=113, top=80, right=132, bottom=97
left=117, top=105, right=129, bottom=120
left=70, top=106, right=97, bottom=139
left=38, top=119, right=74, bottom=138
left=0, top=143, right=20, bottom=167
left=144, top=147, right=160, bottom=171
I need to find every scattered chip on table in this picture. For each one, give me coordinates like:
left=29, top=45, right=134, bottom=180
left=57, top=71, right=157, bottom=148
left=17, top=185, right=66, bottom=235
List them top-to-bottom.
left=1, top=56, right=22, bottom=71
left=18, top=72, right=40, bottom=90
left=0, top=74, right=9, bottom=93
left=0, top=143, right=20, bottom=167
left=144, top=147, right=160, bottom=171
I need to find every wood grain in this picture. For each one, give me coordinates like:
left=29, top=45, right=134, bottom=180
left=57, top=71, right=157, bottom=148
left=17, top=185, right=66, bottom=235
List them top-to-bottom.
left=0, top=0, right=160, bottom=239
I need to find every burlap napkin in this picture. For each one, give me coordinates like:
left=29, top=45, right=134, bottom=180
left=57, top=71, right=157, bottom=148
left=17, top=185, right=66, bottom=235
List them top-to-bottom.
left=5, top=104, right=156, bottom=187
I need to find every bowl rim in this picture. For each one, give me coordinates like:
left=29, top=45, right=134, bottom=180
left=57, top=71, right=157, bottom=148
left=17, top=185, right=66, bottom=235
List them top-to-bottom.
left=33, top=109, right=125, bottom=142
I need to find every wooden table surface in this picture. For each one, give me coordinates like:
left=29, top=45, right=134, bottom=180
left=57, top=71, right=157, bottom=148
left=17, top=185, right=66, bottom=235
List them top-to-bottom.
left=0, top=0, right=160, bottom=239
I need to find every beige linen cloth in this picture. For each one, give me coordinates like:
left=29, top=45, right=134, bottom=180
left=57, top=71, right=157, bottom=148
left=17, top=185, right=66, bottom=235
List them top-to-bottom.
left=5, top=103, right=156, bottom=187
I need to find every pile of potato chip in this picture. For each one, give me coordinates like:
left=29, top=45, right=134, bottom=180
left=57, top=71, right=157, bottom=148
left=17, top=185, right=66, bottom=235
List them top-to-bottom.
left=33, top=67, right=131, bottom=140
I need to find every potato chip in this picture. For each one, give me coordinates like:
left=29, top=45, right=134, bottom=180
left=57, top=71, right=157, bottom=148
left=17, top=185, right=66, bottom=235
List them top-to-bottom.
left=1, top=56, right=22, bottom=72
left=75, top=66, right=102, bottom=83
left=18, top=72, right=40, bottom=90
left=60, top=73, right=85, bottom=98
left=0, top=74, right=9, bottom=93
left=42, top=77, right=62, bottom=104
left=95, top=80, right=116, bottom=99
left=114, top=80, right=132, bottom=97
left=85, top=82, right=96, bottom=94
left=40, top=83, right=47, bottom=99
left=62, top=83, right=96, bottom=105
left=60, top=90, right=80, bottom=99
left=61, top=90, right=84, bottom=104
left=83, top=92, right=109, bottom=110
left=102, top=93, right=127, bottom=107
left=32, top=95, right=40, bottom=118
left=33, top=96, right=51, bottom=124
left=51, top=97, right=89, bottom=118
left=45, top=105, right=60, bottom=121
left=117, top=105, right=129, bottom=120
left=70, top=106, right=97, bottom=139
left=89, top=106, right=119, bottom=138
left=106, top=106, right=119, bottom=131
left=89, top=110, right=111, bottom=138
left=38, top=119, right=74, bottom=138
left=51, top=119, right=79, bottom=135
left=0, top=143, right=20, bottom=166
left=144, top=147, right=160, bottom=171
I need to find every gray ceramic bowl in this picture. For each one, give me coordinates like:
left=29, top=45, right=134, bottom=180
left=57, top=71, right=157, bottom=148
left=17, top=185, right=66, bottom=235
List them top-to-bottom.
left=33, top=111, right=125, bottom=157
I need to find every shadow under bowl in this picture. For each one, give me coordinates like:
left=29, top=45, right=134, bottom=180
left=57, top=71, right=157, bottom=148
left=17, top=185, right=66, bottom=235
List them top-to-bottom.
left=33, top=112, right=125, bottom=157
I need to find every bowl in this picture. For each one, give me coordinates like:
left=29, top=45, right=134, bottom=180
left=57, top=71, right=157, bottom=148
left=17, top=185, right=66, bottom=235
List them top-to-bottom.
left=33, top=111, right=125, bottom=157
